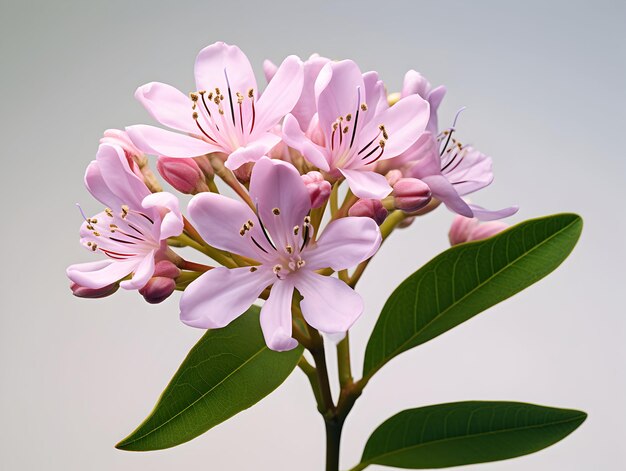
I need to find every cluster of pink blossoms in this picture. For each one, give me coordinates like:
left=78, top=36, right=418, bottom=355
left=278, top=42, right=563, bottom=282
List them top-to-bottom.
left=67, top=42, right=516, bottom=351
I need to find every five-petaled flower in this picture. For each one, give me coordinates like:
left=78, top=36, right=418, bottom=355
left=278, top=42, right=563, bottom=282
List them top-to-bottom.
left=127, top=42, right=304, bottom=171
left=282, top=59, right=430, bottom=200
left=66, top=144, right=183, bottom=290
left=180, top=157, right=382, bottom=351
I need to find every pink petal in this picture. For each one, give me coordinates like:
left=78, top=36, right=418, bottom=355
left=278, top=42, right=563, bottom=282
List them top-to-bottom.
left=194, top=42, right=257, bottom=98
left=254, top=55, right=304, bottom=133
left=291, top=55, right=330, bottom=130
left=263, top=59, right=278, bottom=82
left=316, top=60, right=365, bottom=144
left=363, top=71, right=388, bottom=117
left=135, top=82, right=195, bottom=133
left=426, top=85, right=446, bottom=134
left=359, top=94, right=429, bottom=158
left=282, top=114, right=330, bottom=171
left=126, top=125, right=220, bottom=158
left=224, top=132, right=281, bottom=170
left=403, top=132, right=441, bottom=175
left=96, top=144, right=150, bottom=209
left=443, top=147, right=494, bottom=196
left=249, top=157, right=311, bottom=248
left=84, top=160, right=120, bottom=209
left=340, top=168, right=392, bottom=200
left=421, top=174, right=474, bottom=218
left=142, top=192, right=183, bottom=240
left=187, top=192, right=272, bottom=260
left=468, top=203, right=519, bottom=221
left=448, top=215, right=478, bottom=245
left=305, top=217, right=381, bottom=271
left=470, top=220, right=509, bottom=240
left=120, top=251, right=156, bottom=290
left=66, top=259, right=136, bottom=289
left=180, top=267, right=273, bottom=329
left=296, top=272, right=363, bottom=334
left=260, top=280, right=299, bottom=351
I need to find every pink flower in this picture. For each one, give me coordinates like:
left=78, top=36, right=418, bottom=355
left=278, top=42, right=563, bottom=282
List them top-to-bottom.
left=126, top=42, right=304, bottom=170
left=283, top=60, right=430, bottom=200
left=401, top=70, right=447, bottom=136
left=402, top=117, right=518, bottom=220
left=66, top=144, right=183, bottom=291
left=180, top=157, right=382, bottom=351
left=448, top=215, right=509, bottom=245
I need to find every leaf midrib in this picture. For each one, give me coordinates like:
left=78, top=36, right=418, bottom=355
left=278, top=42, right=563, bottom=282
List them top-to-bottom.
left=366, top=217, right=579, bottom=375
left=119, top=345, right=269, bottom=447
left=361, top=414, right=584, bottom=466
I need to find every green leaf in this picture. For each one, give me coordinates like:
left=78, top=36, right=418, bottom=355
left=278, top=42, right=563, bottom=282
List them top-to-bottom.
left=363, top=213, right=582, bottom=379
left=116, top=306, right=302, bottom=451
left=357, top=401, right=587, bottom=469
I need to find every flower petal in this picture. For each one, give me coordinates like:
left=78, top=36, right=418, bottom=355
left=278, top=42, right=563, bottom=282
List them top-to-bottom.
left=194, top=42, right=256, bottom=97
left=253, top=55, right=304, bottom=133
left=290, top=55, right=330, bottom=130
left=263, top=59, right=278, bottom=82
left=316, top=60, right=365, bottom=143
left=363, top=70, right=388, bottom=117
left=135, top=82, right=195, bottom=133
left=426, top=85, right=446, bottom=134
left=359, top=94, right=429, bottom=158
left=282, top=113, right=330, bottom=171
left=126, top=124, right=220, bottom=158
left=224, top=132, right=281, bottom=170
left=403, top=132, right=441, bottom=175
left=96, top=144, right=150, bottom=209
left=443, top=146, right=494, bottom=196
left=249, top=157, right=311, bottom=248
left=84, top=160, right=120, bottom=209
left=340, top=168, right=392, bottom=200
left=421, top=174, right=473, bottom=217
left=142, top=192, right=184, bottom=240
left=187, top=192, right=272, bottom=260
left=468, top=203, right=519, bottom=221
left=305, top=217, right=381, bottom=271
left=120, top=251, right=155, bottom=290
left=66, top=259, right=135, bottom=289
left=180, top=267, right=273, bottom=329
left=296, top=272, right=363, bottom=334
left=260, top=279, right=299, bottom=351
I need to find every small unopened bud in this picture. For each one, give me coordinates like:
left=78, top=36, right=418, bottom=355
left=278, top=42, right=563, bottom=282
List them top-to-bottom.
left=157, top=157, right=208, bottom=194
left=233, top=162, right=254, bottom=184
left=385, top=169, right=403, bottom=187
left=301, top=171, right=332, bottom=209
left=393, top=178, right=432, bottom=212
left=348, top=199, right=388, bottom=226
left=448, top=215, right=508, bottom=246
left=153, top=260, right=181, bottom=279
left=139, top=277, right=176, bottom=304
left=70, top=281, right=119, bottom=299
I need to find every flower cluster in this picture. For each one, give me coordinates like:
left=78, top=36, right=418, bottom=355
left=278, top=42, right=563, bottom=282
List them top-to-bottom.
left=67, top=41, right=517, bottom=351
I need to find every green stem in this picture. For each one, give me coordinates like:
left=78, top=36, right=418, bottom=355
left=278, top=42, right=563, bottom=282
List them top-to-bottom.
left=329, top=181, right=340, bottom=216
left=336, top=333, right=353, bottom=388
left=297, top=357, right=326, bottom=413
left=325, top=417, right=345, bottom=471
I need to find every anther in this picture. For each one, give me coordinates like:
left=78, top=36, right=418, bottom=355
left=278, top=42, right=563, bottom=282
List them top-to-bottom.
left=248, top=88, right=254, bottom=98
left=189, top=92, right=199, bottom=102
left=360, top=103, right=368, bottom=111
left=192, top=112, right=199, bottom=120
left=346, top=113, right=352, bottom=121
left=121, top=205, right=129, bottom=218
left=105, top=208, right=113, bottom=217
left=272, top=208, right=281, bottom=215
left=304, top=216, right=311, bottom=224
left=293, top=226, right=300, bottom=235
left=285, top=245, right=293, bottom=254
left=296, top=260, right=306, bottom=268
left=273, top=265, right=282, bottom=274
left=249, top=266, right=258, bottom=272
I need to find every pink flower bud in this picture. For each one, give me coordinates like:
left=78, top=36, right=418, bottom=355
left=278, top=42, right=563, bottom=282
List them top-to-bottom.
left=157, top=156, right=208, bottom=194
left=385, top=169, right=403, bottom=187
left=301, top=171, right=332, bottom=209
left=392, top=178, right=432, bottom=212
left=348, top=199, right=388, bottom=225
left=448, top=215, right=509, bottom=246
left=153, top=260, right=181, bottom=279
left=139, top=277, right=176, bottom=304
left=70, top=281, right=119, bottom=299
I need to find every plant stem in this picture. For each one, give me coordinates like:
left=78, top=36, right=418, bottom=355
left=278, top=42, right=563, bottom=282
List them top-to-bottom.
left=336, top=333, right=353, bottom=388
left=324, top=416, right=345, bottom=471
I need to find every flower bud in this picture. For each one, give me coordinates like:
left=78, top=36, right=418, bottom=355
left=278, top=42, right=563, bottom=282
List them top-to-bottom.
left=157, top=156, right=208, bottom=194
left=385, top=169, right=403, bottom=187
left=301, top=171, right=332, bottom=209
left=392, top=178, right=432, bottom=212
left=348, top=199, right=388, bottom=225
left=448, top=215, right=509, bottom=246
left=153, top=259, right=181, bottom=279
left=139, top=277, right=176, bottom=304
left=70, top=281, right=119, bottom=299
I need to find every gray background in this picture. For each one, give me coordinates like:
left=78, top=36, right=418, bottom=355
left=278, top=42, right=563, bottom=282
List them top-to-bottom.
left=1, top=0, right=625, bottom=469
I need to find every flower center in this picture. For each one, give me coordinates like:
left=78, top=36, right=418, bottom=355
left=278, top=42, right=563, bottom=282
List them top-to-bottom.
left=189, top=68, right=256, bottom=150
left=328, top=87, right=389, bottom=168
left=437, top=107, right=469, bottom=181
left=78, top=203, right=157, bottom=259
left=239, top=208, right=313, bottom=278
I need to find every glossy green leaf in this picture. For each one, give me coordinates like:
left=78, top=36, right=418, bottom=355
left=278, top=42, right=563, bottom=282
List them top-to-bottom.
left=363, top=213, right=582, bottom=379
left=116, top=306, right=302, bottom=451
left=357, top=401, right=586, bottom=469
